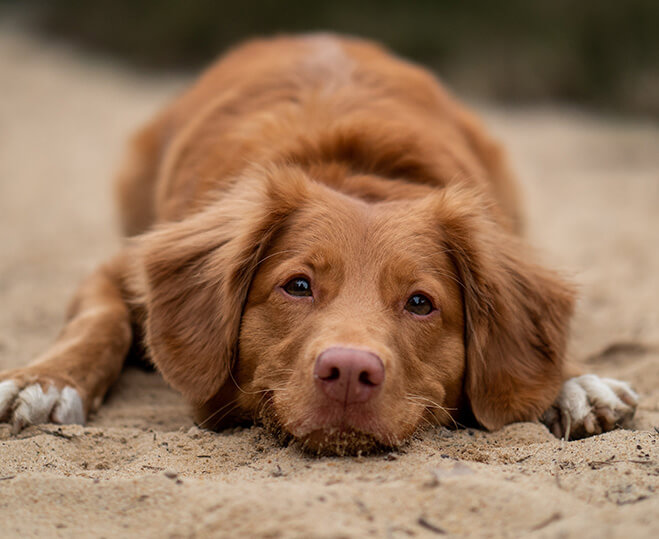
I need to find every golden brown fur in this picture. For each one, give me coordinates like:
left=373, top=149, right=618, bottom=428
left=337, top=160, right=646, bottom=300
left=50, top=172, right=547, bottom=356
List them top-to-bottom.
left=1, top=34, right=579, bottom=452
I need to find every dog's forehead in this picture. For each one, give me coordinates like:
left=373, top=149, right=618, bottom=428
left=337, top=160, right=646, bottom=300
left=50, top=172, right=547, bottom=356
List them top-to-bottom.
left=281, top=194, right=447, bottom=269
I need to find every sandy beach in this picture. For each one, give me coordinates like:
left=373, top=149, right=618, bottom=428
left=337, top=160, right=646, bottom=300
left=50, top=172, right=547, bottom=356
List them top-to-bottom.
left=0, top=26, right=657, bottom=538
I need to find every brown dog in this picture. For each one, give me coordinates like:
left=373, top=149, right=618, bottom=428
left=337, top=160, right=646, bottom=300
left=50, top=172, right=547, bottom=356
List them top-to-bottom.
left=0, top=34, right=637, bottom=453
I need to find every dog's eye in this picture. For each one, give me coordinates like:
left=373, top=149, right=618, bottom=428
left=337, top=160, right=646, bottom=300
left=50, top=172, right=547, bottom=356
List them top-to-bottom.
left=283, top=277, right=312, bottom=297
left=405, top=293, right=434, bottom=316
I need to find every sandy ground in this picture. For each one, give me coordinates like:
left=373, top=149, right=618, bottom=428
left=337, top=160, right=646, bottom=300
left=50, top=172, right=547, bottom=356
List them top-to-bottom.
left=1, top=26, right=658, bottom=538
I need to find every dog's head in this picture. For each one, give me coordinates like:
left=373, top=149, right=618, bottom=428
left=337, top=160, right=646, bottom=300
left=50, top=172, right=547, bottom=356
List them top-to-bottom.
left=138, top=164, right=574, bottom=454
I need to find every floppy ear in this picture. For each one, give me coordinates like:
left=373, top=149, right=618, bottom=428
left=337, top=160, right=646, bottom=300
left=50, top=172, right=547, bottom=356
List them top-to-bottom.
left=137, top=167, right=310, bottom=404
left=437, top=186, right=575, bottom=430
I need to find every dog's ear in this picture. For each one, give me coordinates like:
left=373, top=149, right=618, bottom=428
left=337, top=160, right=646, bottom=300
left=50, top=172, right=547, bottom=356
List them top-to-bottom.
left=137, top=167, right=310, bottom=404
left=436, top=186, right=575, bottom=430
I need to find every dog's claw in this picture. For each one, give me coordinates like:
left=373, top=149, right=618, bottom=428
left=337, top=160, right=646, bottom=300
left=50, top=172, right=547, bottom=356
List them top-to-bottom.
left=583, top=413, right=596, bottom=434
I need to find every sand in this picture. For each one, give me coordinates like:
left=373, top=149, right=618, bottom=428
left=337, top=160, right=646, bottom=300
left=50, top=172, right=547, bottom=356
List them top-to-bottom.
left=0, top=25, right=657, bottom=538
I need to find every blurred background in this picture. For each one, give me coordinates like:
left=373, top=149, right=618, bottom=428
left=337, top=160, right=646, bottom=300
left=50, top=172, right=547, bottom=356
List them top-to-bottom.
left=3, top=0, right=659, bottom=118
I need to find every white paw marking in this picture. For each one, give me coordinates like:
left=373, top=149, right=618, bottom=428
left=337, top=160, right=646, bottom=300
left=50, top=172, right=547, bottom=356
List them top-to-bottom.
left=556, top=374, right=637, bottom=438
left=0, top=380, right=19, bottom=420
left=0, top=381, right=85, bottom=431
left=14, top=384, right=60, bottom=426
left=52, top=386, right=85, bottom=425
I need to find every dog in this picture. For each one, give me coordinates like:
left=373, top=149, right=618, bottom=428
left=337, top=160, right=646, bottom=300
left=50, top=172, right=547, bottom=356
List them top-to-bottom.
left=0, top=34, right=638, bottom=454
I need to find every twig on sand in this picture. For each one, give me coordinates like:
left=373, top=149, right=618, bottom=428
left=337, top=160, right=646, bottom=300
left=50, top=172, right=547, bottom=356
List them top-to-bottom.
left=37, top=427, right=74, bottom=440
left=515, top=450, right=539, bottom=463
left=589, top=458, right=654, bottom=469
left=531, top=512, right=561, bottom=531
left=417, top=516, right=446, bottom=534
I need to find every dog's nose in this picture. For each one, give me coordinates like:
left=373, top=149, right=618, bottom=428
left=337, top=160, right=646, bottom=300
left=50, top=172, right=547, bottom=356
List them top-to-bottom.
left=314, top=347, right=384, bottom=404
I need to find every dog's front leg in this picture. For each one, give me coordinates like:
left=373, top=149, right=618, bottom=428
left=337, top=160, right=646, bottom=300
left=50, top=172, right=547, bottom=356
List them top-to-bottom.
left=0, top=252, right=136, bottom=432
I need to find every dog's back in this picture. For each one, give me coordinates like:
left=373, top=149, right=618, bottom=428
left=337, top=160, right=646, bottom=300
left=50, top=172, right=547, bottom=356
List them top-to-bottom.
left=115, top=34, right=522, bottom=236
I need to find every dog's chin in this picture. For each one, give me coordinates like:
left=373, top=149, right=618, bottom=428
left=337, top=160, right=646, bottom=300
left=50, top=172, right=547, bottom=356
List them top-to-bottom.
left=259, top=407, right=396, bottom=456
left=295, top=427, right=388, bottom=456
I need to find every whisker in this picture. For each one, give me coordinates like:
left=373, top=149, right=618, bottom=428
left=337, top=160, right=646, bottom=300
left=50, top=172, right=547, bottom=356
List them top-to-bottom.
left=256, top=249, right=298, bottom=266
left=426, top=267, right=467, bottom=291
left=227, top=365, right=296, bottom=396
left=197, top=385, right=290, bottom=428
left=405, top=394, right=459, bottom=430
left=405, top=394, right=457, bottom=411
left=197, top=398, right=241, bottom=429
left=205, top=401, right=242, bottom=428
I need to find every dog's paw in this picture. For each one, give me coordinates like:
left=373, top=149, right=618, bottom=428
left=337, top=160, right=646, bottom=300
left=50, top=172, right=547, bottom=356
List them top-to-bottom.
left=0, top=374, right=85, bottom=433
left=541, top=374, right=638, bottom=440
